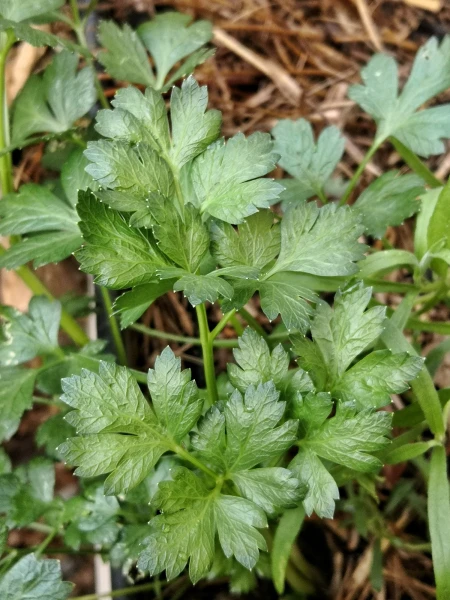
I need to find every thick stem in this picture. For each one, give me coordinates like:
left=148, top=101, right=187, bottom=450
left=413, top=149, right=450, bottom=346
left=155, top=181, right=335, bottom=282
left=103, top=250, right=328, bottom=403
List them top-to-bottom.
left=339, top=141, right=380, bottom=206
left=99, top=286, right=127, bottom=365
left=195, top=304, right=219, bottom=406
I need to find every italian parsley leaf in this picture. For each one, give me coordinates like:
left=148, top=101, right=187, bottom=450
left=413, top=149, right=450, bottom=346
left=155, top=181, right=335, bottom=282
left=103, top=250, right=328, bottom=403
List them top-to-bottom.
left=0, top=0, right=64, bottom=21
left=138, top=12, right=213, bottom=90
left=99, top=13, right=213, bottom=91
left=349, top=36, right=450, bottom=156
left=12, top=51, right=96, bottom=144
left=85, top=78, right=221, bottom=218
left=272, top=119, right=345, bottom=204
left=191, top=132, right=282, bottom=223
left=353, top=171, right=424, bottom=239
left=0, top=183, right=81, bottom=270
left=76, top=191, right=168, bottom=289
left=222, top=202, right=364, bottom=332
left=266, top=202, right=365, bottom=278
left=211, top=210, right=280, bottom=270
left=113, top=280, right=174, bottom=329
left=293, top=284, right=422, bottom=409
left=0, top=296, right=61, bottom=366
left=227, top=328, right=313, bottom=400
left=59, top=348, right=203, bottom=494
left=0, top=368, right=35, bottom=442
left=290, top=393, right=391, bottom=517
left=137, top=467, right=266, bottom=583
left=0, top=554, right=73, bottom=600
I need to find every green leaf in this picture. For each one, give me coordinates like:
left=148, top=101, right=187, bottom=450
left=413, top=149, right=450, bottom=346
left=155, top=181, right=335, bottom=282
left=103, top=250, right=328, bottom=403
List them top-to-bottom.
left=0, top=0, right=64, bottom=21
left=138, top=12, right=213, bottom=89
left=0, top=19, right=87, bottom=54
left=97, top=21, right=155, bottom=87
left=349, top=37, right=450, bottom=156
left=12, top=51, right=95, bottom=143
left=169, top=76, right=222, bottom=169
left=95, top=86, right=170, bottom=152
left=272, top=119, right=345, bottom=203
left=191, top=132, right=282, bottom=223
left=84, top=140, right=174, bottom=199
left=61, top=148, right=99, bottom=208
left=353, top=171, right=424, bottom=239
left=427, top=180, right=450, bottom=275
left=0, top=184, right=78, bottom=235
left=414, top=187, right=442, bottom=260
left=76, top=191, right=168, bottom=289
left=150, top=200, right=210, bottom=271
left=266, top=202, right=365, bottom=278
left=211, top=210, right=280, bottom=270
left=0, top=231, right=82, bottom=270
left=358, top=249, right=419, bottom=279
left=173, top=272, right=234, bottom=307
left=259, top=274, right=316, bottom=333
left=113, top=280, right=174, bottom=329
left=308, top=284, right=386, bottom=385
left=0, top=296, right=61, bottom=365
left=228, top=328, right=289, bottom=392
left=147, top=347, right=203, bottom=441
left=59, top=348, right=202, bottom=494
left=333, top=350, right=423, bottom=409
left=0, top=368, right=36, bottom=441
left=192, top=382, right=298, bottom=473
left=301, top=402, right=392, bottom=472
left=36, top=413, right=75, bottom=460
left=428, top=445, right=450, bottom=600
left=290, top=448, right=339, bottom=518
left=138, top=467, right=267, bottom=582
left=138, top=467, right=215, bottom=582
left=231, top=468, right=304, bottom=515
left=271, top=506, right=305, bottom=594
left=0, top=554, right=73, bottom=600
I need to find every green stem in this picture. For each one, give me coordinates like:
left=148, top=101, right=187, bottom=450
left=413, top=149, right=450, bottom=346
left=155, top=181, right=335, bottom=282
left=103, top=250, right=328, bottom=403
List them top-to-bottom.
left=0, top=31, right=15, bottom=196
left=390, top=137, right=442, bottom=188
left=339, top=141, right=380, bottom=206
left=316, top=187, right=328, bottom=204
left=99, top=287, right=127, bottom=365
left=195, top=304, right=219, bottom=406
left=209, top=309, right=236, bottom=341
left=381, top=320, right=444, bottom=440
left=130, top=323, right=238, bottom=348
left=172, top=443, right=218, bottom=480
left=35, top=528, right=58, bottom=557
left=71, top=581, right=163, bottom=600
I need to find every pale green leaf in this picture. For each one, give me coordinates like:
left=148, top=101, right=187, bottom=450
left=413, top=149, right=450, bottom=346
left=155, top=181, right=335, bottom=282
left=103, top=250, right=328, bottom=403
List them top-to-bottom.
left=138, top=12, right=213, bottom=89
left=97, top=21, right=155, bottom=87
left=349, top=37, right=450, bottom=156
left=12, top=51, right=95, bottom=143
left=272, top=119, right=345, bottom=203
left=192, top=132, right=282, bottom=223
left=354, top=171, right=424, bottom=238
left=267, top=202, right=365, bottom=278
left=0, top=231, right=82, bottom=270
left=0, top=296, right=61, bottom=365
left=333, top=350, right=423, bottom=409
left=0, top=368, right=36, bottom=441
left=289, top=448, right=339, bottom=518
left=0, top=554, right=73, bottom=600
